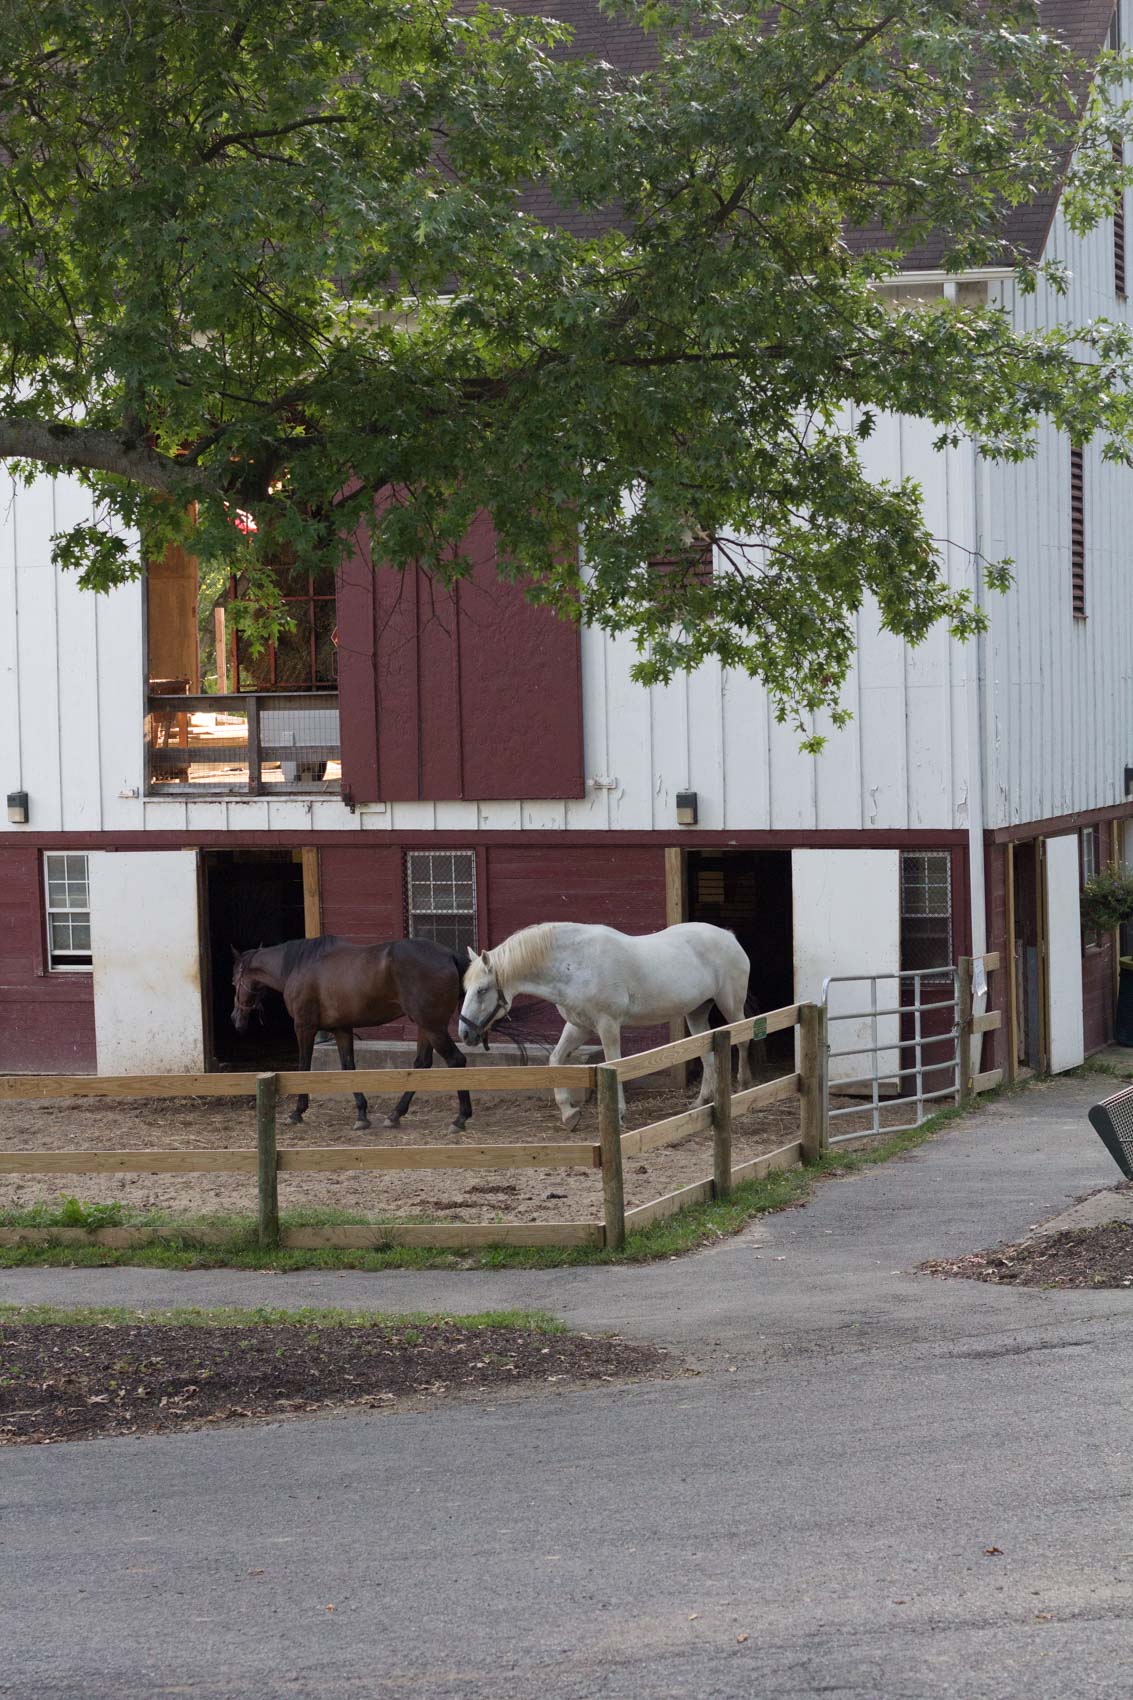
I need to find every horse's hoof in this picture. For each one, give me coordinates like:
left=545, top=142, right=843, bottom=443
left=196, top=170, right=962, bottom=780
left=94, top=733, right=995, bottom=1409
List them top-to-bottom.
left=562, top=1107, right=583, bottom=1134
left=288, top=1111, right=304, bottom=1125
left=383, top=1114, right=401, bottom=1130
left=353, top=1118, right=371, bottom=1133
left=449, top=1120, right=466, bottom=1134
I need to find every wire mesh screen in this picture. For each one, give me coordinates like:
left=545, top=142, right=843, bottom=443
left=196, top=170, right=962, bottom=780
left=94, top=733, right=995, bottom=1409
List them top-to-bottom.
left=146, top=693, right=340, bottom=793
left=407, top=851, right=477, bottom=955
left=900, top=851, right=953, bottom=976
left=1088, top=1088, right=1133, bottom=1180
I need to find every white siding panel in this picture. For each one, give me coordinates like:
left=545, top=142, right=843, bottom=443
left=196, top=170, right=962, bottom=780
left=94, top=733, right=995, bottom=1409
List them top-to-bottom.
left=984, top=193, right=1133, bottom=829
left=94, top=582, right=145, bottom=830
left=568, top=622, right=611, bottom=829
left=603, top=631, right=652, bottom=829
left=685, top=661, right=725, bottom=830
left=720, top=669, right=771, bottom=829
left=768, top=712, right=816, bottom=831
left=1044, top=834, right=1085, bottom=1073
left=89, top=849, right=204, bottom=1073
left=792, top=849, right=901, bottom=1083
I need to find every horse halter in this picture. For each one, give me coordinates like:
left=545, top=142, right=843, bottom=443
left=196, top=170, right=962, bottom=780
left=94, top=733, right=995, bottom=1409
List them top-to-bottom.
left=232, top=963, right=267, bottom=1025
left=462, top=980, right=510, bottom=1048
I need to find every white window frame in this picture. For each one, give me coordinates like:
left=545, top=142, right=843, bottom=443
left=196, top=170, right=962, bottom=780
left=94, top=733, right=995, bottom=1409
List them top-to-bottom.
left=1080, top=825, right=1099, bottom=886
left=406, top=851, right=478, bottom=956
left=43, top=852, right=93, bottom=972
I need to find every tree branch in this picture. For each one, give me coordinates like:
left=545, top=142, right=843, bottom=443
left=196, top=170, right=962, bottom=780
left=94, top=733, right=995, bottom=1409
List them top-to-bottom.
left=0, top=417, right=214, bottom=498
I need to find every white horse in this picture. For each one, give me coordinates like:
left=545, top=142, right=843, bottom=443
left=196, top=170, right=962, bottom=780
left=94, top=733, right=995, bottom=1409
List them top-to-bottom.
left=458, top=921, right=755, bottom=1129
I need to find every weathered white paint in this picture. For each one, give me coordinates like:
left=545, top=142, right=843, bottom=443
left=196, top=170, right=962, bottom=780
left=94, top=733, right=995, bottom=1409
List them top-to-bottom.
left=1044, top=834, right=1085, bottom=1075
left=791, top=849, right=901, bottom=1085
left=88, top=850, right=205, bottom=1073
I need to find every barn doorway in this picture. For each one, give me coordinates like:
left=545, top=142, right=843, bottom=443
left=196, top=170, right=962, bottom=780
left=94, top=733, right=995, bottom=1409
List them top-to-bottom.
left=1009, top=839, right=1046, bottom=1074
left=202, top=850, right=306, bottom=1070
left=684, top=850, right=794, bottom=1067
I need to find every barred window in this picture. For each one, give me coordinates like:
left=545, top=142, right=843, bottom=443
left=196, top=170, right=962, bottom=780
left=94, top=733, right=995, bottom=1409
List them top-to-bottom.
left=406, top=851, right=477, bottom=956
left=900, top=851, right=952, bottom=975
left=44, top=853, right=92, bottom=970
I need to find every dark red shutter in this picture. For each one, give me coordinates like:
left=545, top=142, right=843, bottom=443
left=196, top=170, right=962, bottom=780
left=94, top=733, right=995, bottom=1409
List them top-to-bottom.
left=1071, top=444, right=1086, bottom=619
left=336, top=505, right=584, bottom=803
left=454, top=513, right=585, bottom=801
left=334, top=526, right=380, bottom=805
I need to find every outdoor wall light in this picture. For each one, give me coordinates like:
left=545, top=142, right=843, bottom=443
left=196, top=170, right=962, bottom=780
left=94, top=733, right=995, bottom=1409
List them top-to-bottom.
left=1126, top=765, right=1133, bottom=802
left=6, top=790, right=29, bottom=824
left=676, top=790, right=698, bottom=827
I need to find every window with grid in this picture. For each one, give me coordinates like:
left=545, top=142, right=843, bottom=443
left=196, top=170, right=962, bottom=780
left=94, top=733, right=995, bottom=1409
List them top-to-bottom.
left=1071, top=443, right=1086, bottom=618
left=647, top=537, right=714, bottom=585
left=406, top=851, right=477, bottom=956
left=900, top=852, right=953, bottom=976
left=43, top=853, right=92, bottom=970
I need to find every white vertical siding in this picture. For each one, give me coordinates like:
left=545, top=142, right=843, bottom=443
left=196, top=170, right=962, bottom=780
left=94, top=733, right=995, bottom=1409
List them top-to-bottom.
left=985, top=190, right=1133, bottom=829
left=2, top=431, right=980, bottom=838
left=1, top=470, right=146, bottom=836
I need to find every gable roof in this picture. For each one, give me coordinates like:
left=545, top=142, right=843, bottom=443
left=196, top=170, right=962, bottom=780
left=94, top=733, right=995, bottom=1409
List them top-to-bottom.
left=518, top=0, right=1119, bottom=269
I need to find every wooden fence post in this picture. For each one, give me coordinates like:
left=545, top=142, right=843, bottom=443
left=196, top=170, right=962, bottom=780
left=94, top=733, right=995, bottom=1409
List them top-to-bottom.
left=957, top=956, right=974, bottom=1108
left=799, top=1003, right=828, bottom=1165
left=712, top=1027, right=733, bottom=1200
left=597, top=1066, right=625, bottom=1252
left=256, top=1072, right=279, bottom=1247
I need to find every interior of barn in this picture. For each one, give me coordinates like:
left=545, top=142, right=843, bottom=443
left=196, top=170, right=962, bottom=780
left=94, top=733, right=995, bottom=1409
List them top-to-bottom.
left=144, top=543, right=341, bottom=793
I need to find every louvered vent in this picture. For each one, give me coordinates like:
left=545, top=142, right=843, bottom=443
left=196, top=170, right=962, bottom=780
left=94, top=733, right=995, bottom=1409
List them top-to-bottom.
left=1116, top=139, right=1127, bottom=298
left=1071, top=443, right=1086, bottom=619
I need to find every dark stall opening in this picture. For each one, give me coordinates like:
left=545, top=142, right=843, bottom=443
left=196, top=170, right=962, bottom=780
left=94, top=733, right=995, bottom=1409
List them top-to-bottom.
left=202, top=850, right=306, bottom=1070
left=684, top=850, right=794, bottom=1070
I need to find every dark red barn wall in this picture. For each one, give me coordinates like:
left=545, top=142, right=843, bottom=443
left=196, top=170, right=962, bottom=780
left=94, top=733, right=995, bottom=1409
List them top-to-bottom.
left=336, top=510, right=585, bottom=806
left=982, top=841, right=1010, bottom=1079
left=316, top=842, right=668, bottom=1050
left=0, top=845, right=96, bottom=1073
left=485, top=845, right=667, bottom=1050
left=1082, top=936, right=1115, bottom=1055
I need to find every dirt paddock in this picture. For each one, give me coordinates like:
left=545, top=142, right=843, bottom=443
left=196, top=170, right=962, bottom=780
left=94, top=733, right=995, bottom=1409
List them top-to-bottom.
left=0, top=1071, right=894, bottom=1226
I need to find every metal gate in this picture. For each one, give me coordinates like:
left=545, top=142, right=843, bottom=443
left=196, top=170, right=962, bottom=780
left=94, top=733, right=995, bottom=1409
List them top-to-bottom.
left=821, top=967, right=960, bottom=1143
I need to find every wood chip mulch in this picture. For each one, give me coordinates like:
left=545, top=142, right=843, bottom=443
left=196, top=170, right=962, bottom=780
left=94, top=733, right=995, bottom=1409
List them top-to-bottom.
left=920, top=1222, right=1133, bottom=1288
left=0, top=1321, right=668, bottom=1445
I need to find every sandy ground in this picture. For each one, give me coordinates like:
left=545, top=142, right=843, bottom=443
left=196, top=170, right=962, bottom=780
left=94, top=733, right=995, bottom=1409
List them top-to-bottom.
left=0, top=1070, right=829, bottom=1224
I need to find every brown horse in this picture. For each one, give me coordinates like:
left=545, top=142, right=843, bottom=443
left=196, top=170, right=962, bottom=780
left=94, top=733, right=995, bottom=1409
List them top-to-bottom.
left=230, top=935, right=472, bottom=1133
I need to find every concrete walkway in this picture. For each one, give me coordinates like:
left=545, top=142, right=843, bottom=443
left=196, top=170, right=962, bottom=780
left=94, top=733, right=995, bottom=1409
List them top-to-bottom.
left=2, top=1075, right=1132, bottom=1699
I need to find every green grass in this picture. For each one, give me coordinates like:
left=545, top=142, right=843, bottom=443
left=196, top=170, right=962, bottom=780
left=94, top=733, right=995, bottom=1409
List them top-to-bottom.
left=0, top=1095, right=982, bottom=1271
left=0, top=1302, right=566, bottom=1331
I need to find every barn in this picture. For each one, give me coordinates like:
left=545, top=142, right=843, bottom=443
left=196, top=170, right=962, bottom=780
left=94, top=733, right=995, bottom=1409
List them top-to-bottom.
left=2, top=0, right=1131, bottom=1087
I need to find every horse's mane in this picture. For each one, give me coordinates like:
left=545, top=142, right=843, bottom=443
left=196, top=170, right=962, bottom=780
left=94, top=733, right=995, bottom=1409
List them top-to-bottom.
left=487, top=924, right=556, bottom=989
left=265, top=935, right=347, bottom=978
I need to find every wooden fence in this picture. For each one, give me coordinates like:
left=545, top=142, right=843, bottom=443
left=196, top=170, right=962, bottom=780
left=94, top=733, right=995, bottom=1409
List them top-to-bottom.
left=0, top=966, right=1002, bottom=1253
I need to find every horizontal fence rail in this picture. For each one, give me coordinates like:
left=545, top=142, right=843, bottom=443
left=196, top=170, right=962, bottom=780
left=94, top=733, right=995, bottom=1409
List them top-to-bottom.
left=0, top=968, right=1003, bottom=1254
left=0, top=1007, right=820, bottom=1254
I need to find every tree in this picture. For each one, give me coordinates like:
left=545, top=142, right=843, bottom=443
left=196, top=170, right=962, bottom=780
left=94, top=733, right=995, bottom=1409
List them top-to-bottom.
left=3, top=0, right=1133, bottom=742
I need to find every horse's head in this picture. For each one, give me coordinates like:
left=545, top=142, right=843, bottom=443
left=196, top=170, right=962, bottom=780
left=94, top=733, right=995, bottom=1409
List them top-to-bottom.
left=230, top=946, right=267, bottom=1033
left=458, top=947, right=510, bottom=1047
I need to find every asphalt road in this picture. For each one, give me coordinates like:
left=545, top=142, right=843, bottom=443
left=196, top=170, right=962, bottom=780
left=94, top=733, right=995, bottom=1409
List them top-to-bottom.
left=3, top=1075, right=1132, bottom=1699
